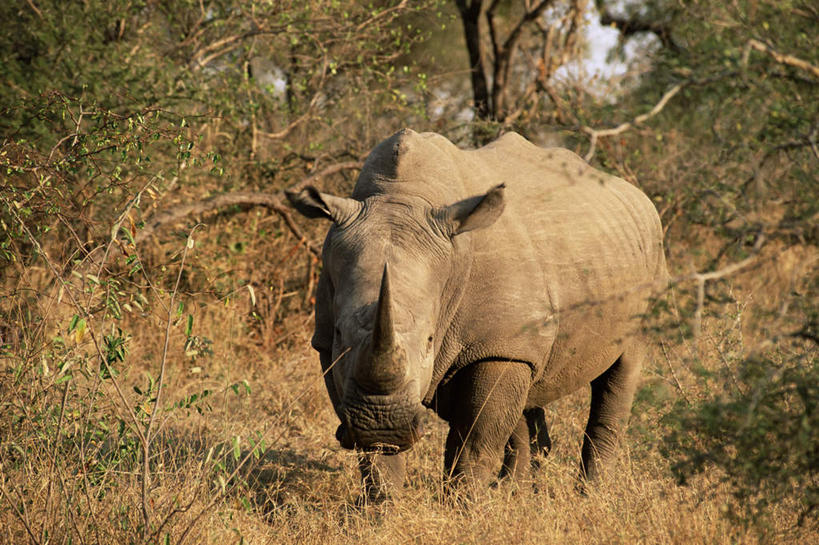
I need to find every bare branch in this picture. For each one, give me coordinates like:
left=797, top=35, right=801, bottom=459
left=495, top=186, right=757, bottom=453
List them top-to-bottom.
left=25, top=0, right=43, bottom=19
left=455, top=0, right=492, bottom=120
left=486, top=0, right=502, bottom=63
left=489, top=0, right=554, bottom=120
left=502, top=0, right=554, bottom=53
left=599, top=7, right=677, bottom=50
left=188, top=25, right=292, bottom=70
left=744, top=39, right=819, bottom=79
left=194, top=43, right=242, bottom=70
left=258, top=57, right=329, bottom=141
left=582, top=82, right=684, bottom=161
left=810, top=124, right=819, bottom=161
left=136, top=161, right=363, bottom=256
left=141, top=225, right=200, bottom=539
left=690, top=233, right=766, bottom=348
left=660, top=340, right=691, bottom=405
left=0, top=482, right=40, bottom=545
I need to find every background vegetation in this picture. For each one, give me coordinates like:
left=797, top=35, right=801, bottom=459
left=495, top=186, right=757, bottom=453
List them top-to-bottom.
left=1, top=0, right=816, bottom=543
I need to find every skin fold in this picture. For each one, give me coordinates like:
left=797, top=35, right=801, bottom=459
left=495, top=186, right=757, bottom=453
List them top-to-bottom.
left=287, top=129, right=669, bottom=501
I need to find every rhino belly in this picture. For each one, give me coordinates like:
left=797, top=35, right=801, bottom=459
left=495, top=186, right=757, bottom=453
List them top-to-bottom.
left=526, top=288, right=648, bottom=405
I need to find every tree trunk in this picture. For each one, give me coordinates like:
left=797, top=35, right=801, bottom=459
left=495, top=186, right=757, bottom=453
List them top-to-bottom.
left=455, top=0, right=492, bottom=120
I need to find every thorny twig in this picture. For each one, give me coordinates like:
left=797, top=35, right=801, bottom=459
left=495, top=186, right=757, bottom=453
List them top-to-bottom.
left=1, top=199, right=149, bottom=446
left=141, top=225, right=201, bottom=540
left=690, top=232, right=766, bottom=351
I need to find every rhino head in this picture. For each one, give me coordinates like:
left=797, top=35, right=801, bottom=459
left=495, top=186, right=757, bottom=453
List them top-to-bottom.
left=287, top=173, right=505, bottom=453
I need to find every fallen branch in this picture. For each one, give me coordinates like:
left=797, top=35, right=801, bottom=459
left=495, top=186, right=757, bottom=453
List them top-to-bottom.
left=136, top=162, right=361, bottom=256
left=138, top=190, right=322, bottom=254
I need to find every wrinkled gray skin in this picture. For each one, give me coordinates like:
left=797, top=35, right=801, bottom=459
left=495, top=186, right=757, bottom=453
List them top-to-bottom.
left=287, top=129, right=669, bottom=501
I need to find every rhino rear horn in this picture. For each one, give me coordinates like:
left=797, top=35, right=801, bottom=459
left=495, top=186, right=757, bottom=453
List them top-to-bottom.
left=356, top=264, right=408, bottom=392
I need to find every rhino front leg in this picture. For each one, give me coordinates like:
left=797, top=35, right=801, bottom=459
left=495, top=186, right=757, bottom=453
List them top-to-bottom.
left=580, top=342, right=644, bottom=481
left=443, top=359, right=530, bottom=490
left=358, top=451, right=406, bottom=504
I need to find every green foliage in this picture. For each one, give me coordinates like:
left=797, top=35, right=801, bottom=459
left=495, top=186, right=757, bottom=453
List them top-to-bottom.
left=1, top=0, right=435, bottom=165
left=589, top=0, right=818, bottom=530
left=607, top=0, right=818, bottom=245
left=0, top=2, right=433, bottom=540
left=0, top=219, right=264, bottom=540
left=664, top=349, right=818, bottom=526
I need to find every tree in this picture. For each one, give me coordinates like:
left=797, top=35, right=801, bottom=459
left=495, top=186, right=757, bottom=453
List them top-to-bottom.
left=453, top=0, right=589, bottom=135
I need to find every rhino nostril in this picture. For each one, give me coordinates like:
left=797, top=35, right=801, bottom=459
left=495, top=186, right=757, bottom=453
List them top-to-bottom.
left=336, top=423, right=355, bottom=450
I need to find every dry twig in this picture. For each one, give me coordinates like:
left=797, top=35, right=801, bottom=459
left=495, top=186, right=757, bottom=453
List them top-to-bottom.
left=743, top=39, right=819, bottom=79
left=582, top=82, right=684, bottom=162
left=690, top=233, right=766, bottom=350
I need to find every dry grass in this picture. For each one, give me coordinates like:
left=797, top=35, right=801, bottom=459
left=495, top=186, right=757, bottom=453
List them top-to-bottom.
left=1, top=208, right=815, bottom=545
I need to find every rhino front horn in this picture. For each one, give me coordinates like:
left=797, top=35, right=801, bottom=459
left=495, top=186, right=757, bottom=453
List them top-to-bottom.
left=355, top=264, right=408, bottom=392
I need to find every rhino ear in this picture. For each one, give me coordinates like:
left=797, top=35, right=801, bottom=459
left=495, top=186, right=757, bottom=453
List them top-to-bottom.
left=440, top=183, right=505, bottom=237
left=285, top=185, right=362, bottom=224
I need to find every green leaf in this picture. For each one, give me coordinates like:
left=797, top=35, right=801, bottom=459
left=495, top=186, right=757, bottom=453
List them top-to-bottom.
left=119, top=225, right=135, bottom=246
left=74, top=318, right=87, bottom=343
left=232, top=435, right=241, bottom=461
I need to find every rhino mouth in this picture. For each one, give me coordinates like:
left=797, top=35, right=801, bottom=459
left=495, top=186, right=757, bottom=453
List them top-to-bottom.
left=336, top=399, right=426, bottom=453
left=335, top=424, right=405, bottom=454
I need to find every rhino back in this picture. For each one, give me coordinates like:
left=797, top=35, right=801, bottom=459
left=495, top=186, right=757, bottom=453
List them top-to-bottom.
left=448, top=133, right=667, bottom=403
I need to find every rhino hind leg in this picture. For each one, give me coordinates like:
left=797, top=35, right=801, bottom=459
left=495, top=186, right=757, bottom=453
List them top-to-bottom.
left=580, top=342, right=644, bottom=482
left=442, top=359, right=531, bottom=490
left=499, top=407, right=551, bottom=479
left=525, top=407, right=551, bottom=465
left=499, top=415, right=530, bottom=479
left=358, top=451, right=406, bottom=504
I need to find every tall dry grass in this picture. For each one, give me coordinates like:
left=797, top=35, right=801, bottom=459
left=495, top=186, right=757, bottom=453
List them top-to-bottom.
left=1, top=202, right=815, bottom=545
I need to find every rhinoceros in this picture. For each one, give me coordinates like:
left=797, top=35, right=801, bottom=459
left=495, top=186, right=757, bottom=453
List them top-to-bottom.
left=287, top=129, right=668, bottom=500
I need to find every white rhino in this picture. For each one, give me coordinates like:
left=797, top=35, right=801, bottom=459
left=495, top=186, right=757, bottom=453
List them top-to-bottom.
left=287, top=129, right=669, bottom=500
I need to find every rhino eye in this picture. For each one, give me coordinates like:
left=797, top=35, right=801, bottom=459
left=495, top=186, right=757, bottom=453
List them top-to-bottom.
left=427, top=335, right=433, bottom=345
